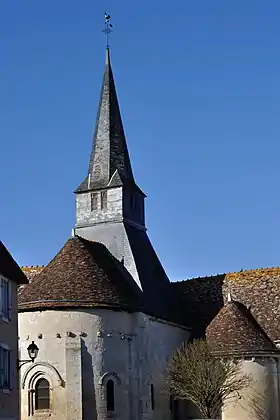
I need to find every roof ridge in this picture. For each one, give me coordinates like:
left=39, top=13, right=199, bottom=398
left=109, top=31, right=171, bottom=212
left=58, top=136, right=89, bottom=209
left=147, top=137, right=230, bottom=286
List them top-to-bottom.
left=21, top=265, right=45, bottom=269
left=173, top=266, right=280, bottom=284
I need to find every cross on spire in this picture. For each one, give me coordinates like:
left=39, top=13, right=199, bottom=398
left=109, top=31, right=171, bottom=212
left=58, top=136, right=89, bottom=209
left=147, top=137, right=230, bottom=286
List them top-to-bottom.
left=103, top=13, right=113, bottom=48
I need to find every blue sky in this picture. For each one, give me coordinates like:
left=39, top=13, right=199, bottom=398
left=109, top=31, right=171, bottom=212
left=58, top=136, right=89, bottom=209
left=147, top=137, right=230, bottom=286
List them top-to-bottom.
left=1, top=0, right=280, bottom=280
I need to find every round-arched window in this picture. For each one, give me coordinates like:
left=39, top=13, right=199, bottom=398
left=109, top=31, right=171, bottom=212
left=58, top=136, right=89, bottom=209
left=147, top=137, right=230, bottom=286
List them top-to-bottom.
left=35, top=378, right=50, bottom=410
left=106, top=379, right=115, bottom=411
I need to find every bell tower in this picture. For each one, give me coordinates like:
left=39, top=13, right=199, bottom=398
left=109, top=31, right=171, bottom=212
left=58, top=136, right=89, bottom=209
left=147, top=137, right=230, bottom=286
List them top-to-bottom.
left=74, top=48, right=171, bottom=317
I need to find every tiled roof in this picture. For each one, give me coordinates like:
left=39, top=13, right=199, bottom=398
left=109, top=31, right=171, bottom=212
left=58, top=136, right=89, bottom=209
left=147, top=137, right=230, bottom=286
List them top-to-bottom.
left=18, top=236, right=145, bottom=312
left=0, top=241, right=28, bottom=285
left=21, top=265, right=45, bottom=282
left=19, top=266, right=45, bottom=296
left=225, top=267, right=280, bottom=283
left=172, top=268, right=280, bottom=341
left=171, top=275, right=225, bottom=336
left=206, top=300, right=278, bottom=354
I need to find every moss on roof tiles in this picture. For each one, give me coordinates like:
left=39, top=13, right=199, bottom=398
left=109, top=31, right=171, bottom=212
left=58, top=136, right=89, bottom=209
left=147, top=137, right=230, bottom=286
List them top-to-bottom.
left=172, top=267, right=280, bottom=340
left=225, top=267, right=280, bottom=284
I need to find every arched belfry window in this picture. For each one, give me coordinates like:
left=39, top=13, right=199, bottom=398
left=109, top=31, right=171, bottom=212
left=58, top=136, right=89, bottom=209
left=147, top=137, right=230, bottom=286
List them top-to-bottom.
left=35, top=378, right=50, bottom=410
left=106, top=379, right=115, bottom=411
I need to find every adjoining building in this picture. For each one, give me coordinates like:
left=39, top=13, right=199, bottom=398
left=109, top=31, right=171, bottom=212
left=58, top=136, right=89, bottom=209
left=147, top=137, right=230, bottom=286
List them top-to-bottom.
left=0, top=240, right=28, bottom=420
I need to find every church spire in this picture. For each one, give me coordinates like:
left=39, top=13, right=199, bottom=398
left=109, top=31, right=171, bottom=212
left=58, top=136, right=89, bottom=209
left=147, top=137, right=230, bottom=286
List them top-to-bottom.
left=74, top=27, right=171, bottom=318
left=76, top=47, right=135, bottom=192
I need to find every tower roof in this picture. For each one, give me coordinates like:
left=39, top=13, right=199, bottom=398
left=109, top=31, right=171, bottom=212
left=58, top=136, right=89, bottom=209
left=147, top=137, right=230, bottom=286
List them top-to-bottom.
left=76, top=48, right=142, bottom=193
left=18, top=236, right=145, bottom=312
left=206, top=300, right=278, bottom=354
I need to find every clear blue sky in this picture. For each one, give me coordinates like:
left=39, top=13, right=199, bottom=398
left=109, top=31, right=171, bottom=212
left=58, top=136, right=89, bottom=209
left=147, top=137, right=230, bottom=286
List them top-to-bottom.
left=1, top=0, right=280, bottom=280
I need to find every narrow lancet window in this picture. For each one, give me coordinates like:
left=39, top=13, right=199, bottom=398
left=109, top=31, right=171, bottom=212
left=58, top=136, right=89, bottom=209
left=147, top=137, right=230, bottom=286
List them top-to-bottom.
left=106, top=379, right=115, bottom=411
left=151, top=384, right=155, bottom=410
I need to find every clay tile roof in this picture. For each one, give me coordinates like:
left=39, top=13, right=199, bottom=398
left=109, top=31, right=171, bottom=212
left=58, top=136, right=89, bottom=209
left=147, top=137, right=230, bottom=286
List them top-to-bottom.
left=18, top=236, right=145, bottom=312
left=0, top=241, right=28, bottom=285
left=21, top=265, right=45, bottom=282
left=171, top=267, right=280, bottom=340
left=224, top=267, right=280, bottom=284
left=206, top=300, right=278, bottom=354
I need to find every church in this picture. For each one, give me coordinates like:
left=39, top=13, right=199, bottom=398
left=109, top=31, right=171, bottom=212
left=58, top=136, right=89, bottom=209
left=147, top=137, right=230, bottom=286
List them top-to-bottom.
left=18, top=46, right=280, bottom=420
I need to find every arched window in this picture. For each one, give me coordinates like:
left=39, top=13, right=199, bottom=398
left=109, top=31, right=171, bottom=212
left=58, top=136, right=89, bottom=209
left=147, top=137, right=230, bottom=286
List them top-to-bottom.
left=35, top=378, right=50, bottom=410
left=106, top=379, right=115, bottom=411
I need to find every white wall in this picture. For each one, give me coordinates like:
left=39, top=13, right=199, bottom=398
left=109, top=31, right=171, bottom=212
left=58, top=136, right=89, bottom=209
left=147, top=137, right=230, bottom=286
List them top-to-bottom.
left=19, top=309, right=189, bottom=420
left=222, top=357, right=280, bottom=420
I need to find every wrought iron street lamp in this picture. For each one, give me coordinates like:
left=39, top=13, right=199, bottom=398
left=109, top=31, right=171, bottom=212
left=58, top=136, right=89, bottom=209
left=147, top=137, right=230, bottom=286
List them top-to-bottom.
left=17, top=341, right=39, bottom=371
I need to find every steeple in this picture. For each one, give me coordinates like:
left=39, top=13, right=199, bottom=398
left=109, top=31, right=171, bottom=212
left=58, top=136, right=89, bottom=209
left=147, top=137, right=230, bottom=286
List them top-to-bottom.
left=74, top=45, right=172, bottom=319
left=76, top=48, right=136, bottom=193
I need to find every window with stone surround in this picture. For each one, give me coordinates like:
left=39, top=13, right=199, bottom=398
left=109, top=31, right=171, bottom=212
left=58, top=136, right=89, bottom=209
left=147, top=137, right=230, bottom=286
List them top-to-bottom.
left=100, top=372, right=120, bottom=413
left=35, top=378, right=50, bottom=410
left=106, top=379, right=115, bottom=411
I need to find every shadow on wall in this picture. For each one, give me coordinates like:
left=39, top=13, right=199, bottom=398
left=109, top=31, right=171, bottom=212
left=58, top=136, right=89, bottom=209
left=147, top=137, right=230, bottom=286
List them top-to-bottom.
left=81, top=339, right=97, bottom=420
left=248, top=390, right=270, bottom=420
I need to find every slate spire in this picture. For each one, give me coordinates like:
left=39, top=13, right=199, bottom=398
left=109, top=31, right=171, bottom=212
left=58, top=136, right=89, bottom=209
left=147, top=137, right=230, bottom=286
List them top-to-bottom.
left=77, top=48, right=135, bottom=192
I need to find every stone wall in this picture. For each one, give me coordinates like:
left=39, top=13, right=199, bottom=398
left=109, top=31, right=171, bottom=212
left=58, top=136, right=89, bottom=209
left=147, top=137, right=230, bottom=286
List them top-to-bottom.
left=76, top=188, right=123, bottom=227
left=74, top=222, right=141, bottom=289
left=19, top=309, right=189, bottom=420
left=222, top=357, right=280, bottom=420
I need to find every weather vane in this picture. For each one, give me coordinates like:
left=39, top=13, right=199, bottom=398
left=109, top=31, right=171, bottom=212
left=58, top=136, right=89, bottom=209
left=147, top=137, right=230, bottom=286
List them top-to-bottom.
left=103, top=13, right=114, bottom=48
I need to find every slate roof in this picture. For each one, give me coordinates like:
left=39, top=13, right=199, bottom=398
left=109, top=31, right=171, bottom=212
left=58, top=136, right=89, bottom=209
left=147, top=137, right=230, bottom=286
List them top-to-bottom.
left=76, top=48, right=140, bottom=194
left=124, top=223, right=186, bottom=325
left=18, top=236, right=145, bottom=312
left=0, top=240, right=28, bottom=284
left=171, top=268, right=280, bottom=341
left=206, top=300, right=278, bottom=354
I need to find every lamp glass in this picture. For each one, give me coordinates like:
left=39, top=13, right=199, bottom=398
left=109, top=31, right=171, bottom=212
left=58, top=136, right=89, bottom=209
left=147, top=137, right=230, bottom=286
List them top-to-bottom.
left=27, top=341, right=39, bottom=361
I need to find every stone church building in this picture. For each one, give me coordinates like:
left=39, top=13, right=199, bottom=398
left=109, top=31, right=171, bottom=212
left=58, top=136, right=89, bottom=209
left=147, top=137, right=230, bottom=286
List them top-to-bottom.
left=18, top=48, right=280, bottom=420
